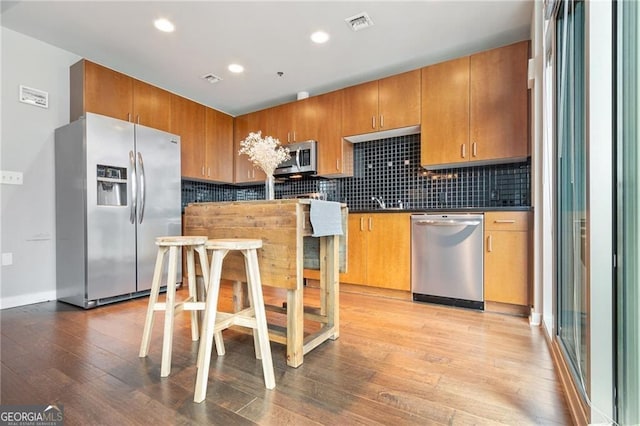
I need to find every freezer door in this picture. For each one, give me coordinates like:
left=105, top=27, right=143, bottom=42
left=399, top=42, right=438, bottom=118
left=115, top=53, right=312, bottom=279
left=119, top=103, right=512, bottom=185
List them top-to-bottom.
left=85, top=113, right=137, bottom=300
left=135, top=124, right=181, bottom=291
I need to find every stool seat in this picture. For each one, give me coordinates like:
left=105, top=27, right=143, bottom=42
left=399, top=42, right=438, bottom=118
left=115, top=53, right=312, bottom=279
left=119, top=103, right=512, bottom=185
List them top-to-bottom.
left=139, top=235, right=209, bottom=378
left=156, top=236, right=208, bottom=246
left=194, top=237, right=275, bottom=403
left=205, top=238, right=262, bottom=250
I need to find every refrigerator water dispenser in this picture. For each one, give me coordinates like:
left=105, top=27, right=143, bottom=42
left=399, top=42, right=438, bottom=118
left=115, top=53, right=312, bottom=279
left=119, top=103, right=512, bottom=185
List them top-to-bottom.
left=97, top=165, right=127, bottom=206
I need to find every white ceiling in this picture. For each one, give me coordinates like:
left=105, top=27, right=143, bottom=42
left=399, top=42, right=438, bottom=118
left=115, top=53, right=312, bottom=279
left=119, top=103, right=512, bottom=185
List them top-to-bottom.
left=1, top=1, right=533, bottom=117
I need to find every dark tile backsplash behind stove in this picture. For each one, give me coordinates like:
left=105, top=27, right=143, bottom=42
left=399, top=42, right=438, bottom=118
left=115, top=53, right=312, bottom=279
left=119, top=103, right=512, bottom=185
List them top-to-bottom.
left=182, top=134, right=530, bottom=211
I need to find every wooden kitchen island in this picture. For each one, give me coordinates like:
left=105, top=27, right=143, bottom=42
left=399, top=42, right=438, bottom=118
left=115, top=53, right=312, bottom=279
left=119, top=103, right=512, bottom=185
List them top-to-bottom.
left=183, top=199, right=346, bottom=367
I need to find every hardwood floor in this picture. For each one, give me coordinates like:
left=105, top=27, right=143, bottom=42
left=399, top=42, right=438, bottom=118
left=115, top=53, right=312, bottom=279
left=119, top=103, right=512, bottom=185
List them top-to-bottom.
left=1, top=284, right=571, bottom=425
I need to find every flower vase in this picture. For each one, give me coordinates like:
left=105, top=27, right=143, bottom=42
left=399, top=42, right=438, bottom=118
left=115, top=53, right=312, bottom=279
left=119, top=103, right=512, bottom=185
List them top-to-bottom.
left=265, top=174, right=275, bottom=200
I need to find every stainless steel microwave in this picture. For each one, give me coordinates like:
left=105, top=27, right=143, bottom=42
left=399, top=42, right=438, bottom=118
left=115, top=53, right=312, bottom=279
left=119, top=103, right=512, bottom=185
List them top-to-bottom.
left=274, top=140, right=317, bottom=177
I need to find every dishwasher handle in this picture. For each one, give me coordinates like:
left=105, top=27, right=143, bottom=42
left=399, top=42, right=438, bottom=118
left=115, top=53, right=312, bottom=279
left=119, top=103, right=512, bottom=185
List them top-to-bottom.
left=414, top=219, right=481, bottom=227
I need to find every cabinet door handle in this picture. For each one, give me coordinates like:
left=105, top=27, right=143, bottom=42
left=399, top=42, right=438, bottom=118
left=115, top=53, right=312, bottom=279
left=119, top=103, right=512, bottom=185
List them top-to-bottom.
left=127, top=112, right=132, bottom=122
left=136, top=115, right=140, bottom=124
left=380, top=115, right=384, bottom=128
left=372, top=116, right=376, bottom=129
left=293, top=131, right=296, bottom=142
left=287, top=132, right=291, bottom=143
left=472, top=142, right=477, bottom=157
left=461, top=144, right=466, bottom=158
left=336, top=158, right=340, bottom=171
left=201, top=166, right=205, bottom=176
left=207, top=167, right=211, bottom=177
left=360, top=217, right=364, bottom=231
left=368, top=217, right=373, bottom=231
left=494, top=219, right=516, bottom=224
left=487, top=235, right=493, bottom=252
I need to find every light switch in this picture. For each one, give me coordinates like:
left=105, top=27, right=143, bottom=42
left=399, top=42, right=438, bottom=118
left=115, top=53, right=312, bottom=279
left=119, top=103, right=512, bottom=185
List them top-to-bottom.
left=1, top=170, right=23, bottom=185
left=2, top=253, right=13, bottom=266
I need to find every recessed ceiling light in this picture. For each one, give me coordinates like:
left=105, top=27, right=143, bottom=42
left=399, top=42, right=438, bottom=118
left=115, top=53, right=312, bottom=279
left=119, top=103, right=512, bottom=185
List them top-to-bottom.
left=154, top=18, right=175, bottom=33
left=310, top=31, right=330, bottom=44
left=228, top=64, right=244, bottom=73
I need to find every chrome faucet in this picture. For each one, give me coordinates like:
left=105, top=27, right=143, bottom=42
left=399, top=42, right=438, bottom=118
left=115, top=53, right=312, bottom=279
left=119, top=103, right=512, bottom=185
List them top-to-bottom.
left=371, top=196, right=386, bottom=209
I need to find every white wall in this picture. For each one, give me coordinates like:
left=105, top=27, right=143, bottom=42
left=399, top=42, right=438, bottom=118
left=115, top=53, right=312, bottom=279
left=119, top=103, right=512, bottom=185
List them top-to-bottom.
left=530, top=0, right=544, bottom=328
left=1, top=27, right=80, bottom=309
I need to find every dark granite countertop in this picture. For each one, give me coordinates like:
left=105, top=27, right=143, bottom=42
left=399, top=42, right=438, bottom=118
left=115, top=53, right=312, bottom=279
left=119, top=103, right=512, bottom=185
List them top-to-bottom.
left=351, top=206, right=533, bottom=213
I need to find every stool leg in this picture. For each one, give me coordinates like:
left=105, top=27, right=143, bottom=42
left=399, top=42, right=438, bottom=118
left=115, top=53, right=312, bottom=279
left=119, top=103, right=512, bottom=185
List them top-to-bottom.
left=160, top=245, right=179, bottom=377
left=195, top=245, right=209, bottom=332
left=195, top=245, right=210, bottom=298
left=139, top=246, right=167, bottom=358
left=186, top=246, right=199, bottom=341
left=194, top=248, right=226, bottom=403
left=245, top=248, right=276, bottom=389
left=243, top=273, right=261, bottom=360
left=214, top=326, right=226, bottom=357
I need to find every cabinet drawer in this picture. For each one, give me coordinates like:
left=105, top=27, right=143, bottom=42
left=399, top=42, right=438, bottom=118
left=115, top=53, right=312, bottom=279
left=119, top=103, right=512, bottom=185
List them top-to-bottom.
left=484, top=211, right=530, bottom=231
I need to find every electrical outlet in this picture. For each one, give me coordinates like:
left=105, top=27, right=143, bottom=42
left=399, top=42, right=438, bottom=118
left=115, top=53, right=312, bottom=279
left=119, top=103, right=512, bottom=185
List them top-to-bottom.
left=1, top=170, right=23, bottom=185
left=490, top=189, right=500, bottom=201
left=438, top=191, right=447, bottom=203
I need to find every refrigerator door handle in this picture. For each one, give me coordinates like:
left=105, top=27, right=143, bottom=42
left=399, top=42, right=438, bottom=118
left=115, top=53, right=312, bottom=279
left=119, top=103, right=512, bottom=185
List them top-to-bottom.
left=129, top=150, right=137, bottom=224
left=137, top=152, right=146, bottom=224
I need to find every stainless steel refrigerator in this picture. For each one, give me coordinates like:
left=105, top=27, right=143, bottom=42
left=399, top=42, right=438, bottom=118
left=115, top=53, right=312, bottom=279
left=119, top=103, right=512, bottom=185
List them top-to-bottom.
left=55, top=112, right=181, bottom=308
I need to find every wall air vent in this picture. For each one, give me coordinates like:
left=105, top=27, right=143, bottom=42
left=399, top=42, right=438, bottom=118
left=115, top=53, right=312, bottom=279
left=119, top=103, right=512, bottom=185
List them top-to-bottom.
left=345, top=12, right=374, bottom=32
left=201, top=73, right=222, bottom=84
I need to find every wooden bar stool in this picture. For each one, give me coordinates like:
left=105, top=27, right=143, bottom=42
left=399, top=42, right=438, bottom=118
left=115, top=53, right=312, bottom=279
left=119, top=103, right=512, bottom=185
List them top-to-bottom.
left=139, top=235, right=209, bottom=378
left=194, top=238, right=275, bottom=403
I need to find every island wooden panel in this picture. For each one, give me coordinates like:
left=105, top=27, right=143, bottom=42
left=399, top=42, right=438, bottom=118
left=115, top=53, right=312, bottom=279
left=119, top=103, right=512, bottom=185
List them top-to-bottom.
left=183, top=199, right=345, bottom=367
left=184, top=200, right=310, bottom=290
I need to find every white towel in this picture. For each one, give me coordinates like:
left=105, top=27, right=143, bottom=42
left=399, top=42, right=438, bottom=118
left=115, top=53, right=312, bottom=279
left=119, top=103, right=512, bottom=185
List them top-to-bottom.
left=310, top=200, right=343, bottom=237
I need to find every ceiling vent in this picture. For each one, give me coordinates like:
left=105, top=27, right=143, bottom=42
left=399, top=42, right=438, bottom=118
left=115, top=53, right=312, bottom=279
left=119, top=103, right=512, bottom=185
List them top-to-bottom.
left=345, top=12, right=374, bottom=32
left=201, top=73, right=222, bottom=84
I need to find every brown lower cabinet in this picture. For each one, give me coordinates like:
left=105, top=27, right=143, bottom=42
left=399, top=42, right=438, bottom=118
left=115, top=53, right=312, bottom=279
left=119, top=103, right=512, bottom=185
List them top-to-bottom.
left=483, top=211, right=531, bottom=306
left=340, top=213, right=410, bottom=291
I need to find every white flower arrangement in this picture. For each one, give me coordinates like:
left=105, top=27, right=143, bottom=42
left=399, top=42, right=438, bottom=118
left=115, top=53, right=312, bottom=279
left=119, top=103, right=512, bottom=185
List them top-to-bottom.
left=238, top=131, right=290, bottom=176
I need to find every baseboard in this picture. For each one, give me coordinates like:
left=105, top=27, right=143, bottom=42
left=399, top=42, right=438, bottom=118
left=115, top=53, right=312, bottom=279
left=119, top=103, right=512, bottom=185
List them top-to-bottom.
left=0, top=290, right=58, bottom=310
left=484, top=301, right=529, bottom=317
left=529, top=311, right=542, bottom=326
left=542, top=322, right=590, bottom=425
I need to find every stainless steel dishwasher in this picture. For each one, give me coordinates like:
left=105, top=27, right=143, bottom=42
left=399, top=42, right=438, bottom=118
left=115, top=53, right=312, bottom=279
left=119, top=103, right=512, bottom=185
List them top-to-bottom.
left=411, top=213, right=484, bottom=310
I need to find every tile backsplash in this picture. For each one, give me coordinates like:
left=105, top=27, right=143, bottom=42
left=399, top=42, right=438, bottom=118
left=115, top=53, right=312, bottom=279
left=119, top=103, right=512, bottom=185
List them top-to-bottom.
left=182, top=134, right=530, bottom=211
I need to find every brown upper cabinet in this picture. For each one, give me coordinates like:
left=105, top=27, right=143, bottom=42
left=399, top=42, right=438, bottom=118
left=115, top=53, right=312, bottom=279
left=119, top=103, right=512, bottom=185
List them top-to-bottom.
left=421, top=41, right=530, bottom=168
left=70, top=59, right=172, bottom=132
left=342, top=69, right=421, bottom=137
left=132, top=80, right=172, bottom=133
left=315, top=90, right=353, bottom=177
left=237, top=92, right=353, bottom=179
left=170, top=95, right=206, bottom=180
left=170, top=96, right=233, bottom=183
left=270, top=98, right=317, bottom=144
left=205, top=108, right=234, bottom=183
left=234, top=110, right=269, bottom=184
